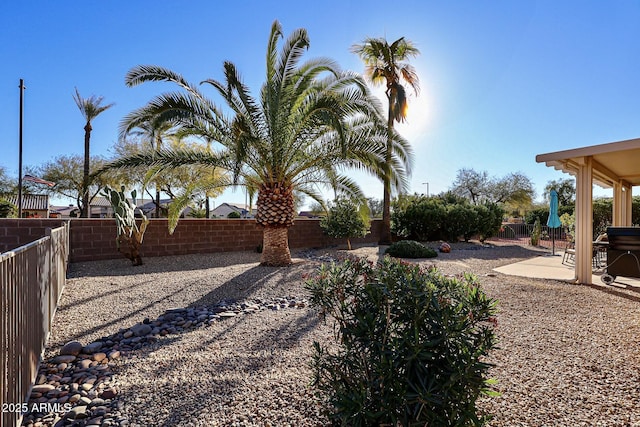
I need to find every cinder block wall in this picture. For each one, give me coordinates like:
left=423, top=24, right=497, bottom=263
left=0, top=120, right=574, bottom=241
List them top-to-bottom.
left=0, top=218, right=382, bottom=263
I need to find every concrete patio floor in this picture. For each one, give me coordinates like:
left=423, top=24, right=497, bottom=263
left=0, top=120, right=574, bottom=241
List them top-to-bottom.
left=493, top=253, right=640, bottom=288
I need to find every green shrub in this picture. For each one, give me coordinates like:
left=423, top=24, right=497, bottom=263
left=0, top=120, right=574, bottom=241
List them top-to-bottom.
left=391, top=195, right=446, bottom=241
left=0, top=198, right=17, bottom=218
left=320, top=198, right=370, bottom=250
left=443, top=203, right=477, bottom=242
left=475, top=203, right=504, bottom=242
left=227, top=211, right=241, bottom=218
left=530, top=218, right=541, bottom=246
left=385, top=240, right=438, bottom=259
left=306, top=256, right=498, bottom=426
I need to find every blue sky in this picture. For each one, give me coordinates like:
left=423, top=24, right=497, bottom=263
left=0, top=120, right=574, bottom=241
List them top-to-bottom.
left=1, top=1, right=639, bottom=207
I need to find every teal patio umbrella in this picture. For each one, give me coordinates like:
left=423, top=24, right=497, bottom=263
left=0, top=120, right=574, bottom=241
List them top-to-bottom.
left=547, top=189, right=562, bottom=255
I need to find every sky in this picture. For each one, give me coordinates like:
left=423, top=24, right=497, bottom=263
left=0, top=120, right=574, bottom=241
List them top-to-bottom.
left=1, top=1, right=639, bottom=208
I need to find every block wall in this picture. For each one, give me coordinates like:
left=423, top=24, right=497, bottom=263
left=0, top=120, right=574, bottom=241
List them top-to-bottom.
left=0, top=218, right=382, bottom=263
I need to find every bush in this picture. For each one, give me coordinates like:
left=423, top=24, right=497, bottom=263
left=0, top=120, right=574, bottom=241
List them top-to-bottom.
left=391, top=195, right=446, bottom=241
left=392, top=195, right=504, bottom=243
left=0, top=198, right=16, bottom=218
left=320, top=198, right=370, bottom=250
left=443, top=203, right=477, bottom=242
left=475, top=203, right=504, bottom=242
left=227, top=211, right=241, bottom=218
left=530, top=218, right=541, bottom=246
left=385, top=240, right=438, bottom=259
left=306, top=257, right=498, bottom=426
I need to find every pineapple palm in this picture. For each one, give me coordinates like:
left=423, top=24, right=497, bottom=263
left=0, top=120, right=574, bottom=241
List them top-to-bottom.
left=99, top=21, right=412, bottom=266
left=352, top=37, right=420, bottom=244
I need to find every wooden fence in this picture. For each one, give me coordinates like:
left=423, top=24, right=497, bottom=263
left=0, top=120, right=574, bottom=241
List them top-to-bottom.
left=0, top=223, right=69, bottom=427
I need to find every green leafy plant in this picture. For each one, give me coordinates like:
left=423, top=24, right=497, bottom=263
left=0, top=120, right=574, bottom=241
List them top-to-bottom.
left=102, top=185, right=149, bottom=265
left=391, top=195, right=446, bottom=241
left=391, top=195, right=504, bottom=243
left=0, top=198, right=17, bottom=218
left=320, top=198, right=370, bottom=250
left=443, top=203, right=477, bottom=242
left=475, top=203, right=504, bottom=243
left=227, top=211, right=241, bottom=219
left=560, top=212, right=575, bottom=242
left=530, top=218, right=541, bottom=246
left=385, top=240, right=437, bottom=258
left=306, top=256, right=498, bottom=426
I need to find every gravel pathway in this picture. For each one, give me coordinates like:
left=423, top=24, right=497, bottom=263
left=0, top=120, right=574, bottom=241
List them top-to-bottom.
left=23, top=242, right=640, bottom=426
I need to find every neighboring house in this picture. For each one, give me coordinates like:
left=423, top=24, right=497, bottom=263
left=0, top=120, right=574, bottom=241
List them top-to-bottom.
left=5, top=194, right=50, bottom=218
left=88, top=196, right=153, bottom=218
left=137, top=199, right=193, bottom=218
left=210, top=203, right=256, bottom=218
left=50, top=205, right=79, bottom=218
left=298, top=211, right=321, bottom=219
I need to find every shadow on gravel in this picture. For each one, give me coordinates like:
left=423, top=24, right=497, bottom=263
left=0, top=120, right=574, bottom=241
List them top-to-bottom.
left=67, top=251, right=263, bottom=278
left=585, top=283, right=640, bottom=303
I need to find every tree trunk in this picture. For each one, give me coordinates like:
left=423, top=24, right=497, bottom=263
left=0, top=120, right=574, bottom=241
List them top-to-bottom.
left=379, top=107, right=394, bottom=245
left=81, top=122, right=92, bottom=218
left=255, top=182, right=295, bottom=266
left=155, top=187, right=161, bottom=218
left=260, top=225, right=291, bottom=266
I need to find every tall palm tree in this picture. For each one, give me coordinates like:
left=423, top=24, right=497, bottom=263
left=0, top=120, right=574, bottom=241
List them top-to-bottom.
left=99, top=21, right=408, bottom=266
left=352, top=37, right=420, bottom=244
left=73, top=88, right=114, bottom=218
left=120, top=117, right=174, bottom=218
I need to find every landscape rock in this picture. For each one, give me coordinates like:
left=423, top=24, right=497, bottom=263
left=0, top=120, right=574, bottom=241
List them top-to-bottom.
left=131, top=323, right=152, bottom=337
left=59, top=341, right=83, bottom=356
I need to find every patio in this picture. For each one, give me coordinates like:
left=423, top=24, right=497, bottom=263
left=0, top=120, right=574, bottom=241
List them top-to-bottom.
left=494, top=252, right=640, bottom=289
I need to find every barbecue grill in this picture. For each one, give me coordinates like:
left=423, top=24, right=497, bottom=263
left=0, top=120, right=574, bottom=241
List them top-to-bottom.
left=601, top=227, right=640, bottom=284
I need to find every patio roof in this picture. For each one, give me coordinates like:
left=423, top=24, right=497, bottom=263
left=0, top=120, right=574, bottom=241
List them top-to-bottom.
left=536, top=136, right=639, bottom=285
left=536, top=137, right=640, bottom=188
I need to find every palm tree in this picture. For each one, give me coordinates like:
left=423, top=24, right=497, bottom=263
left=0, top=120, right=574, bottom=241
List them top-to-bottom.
left=99, top=21, right=407, bottom=266
left=352, top=37, right=420, bottom=244
left=73, top=88, right=114, bottom=218
left=120, top=117, right=174, bottom=218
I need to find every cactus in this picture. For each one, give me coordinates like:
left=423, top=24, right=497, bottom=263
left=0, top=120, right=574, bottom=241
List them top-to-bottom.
left=102, top=185, right=150, bottom=266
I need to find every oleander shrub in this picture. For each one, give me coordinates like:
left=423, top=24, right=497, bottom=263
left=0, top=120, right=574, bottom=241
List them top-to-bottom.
left=385, top=240, right=438, bottom=259
left=306, top=257, right=499, bottom=426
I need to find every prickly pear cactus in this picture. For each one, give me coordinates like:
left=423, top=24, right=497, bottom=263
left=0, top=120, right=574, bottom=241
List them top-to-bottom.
left=102, top=186, right=150, bottom=266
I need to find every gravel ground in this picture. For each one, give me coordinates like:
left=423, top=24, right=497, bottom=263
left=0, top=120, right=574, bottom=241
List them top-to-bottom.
left=42, top=241, right=640, bottom=426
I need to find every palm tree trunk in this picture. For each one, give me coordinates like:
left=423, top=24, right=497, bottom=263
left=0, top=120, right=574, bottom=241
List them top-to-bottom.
left=379, top=109, right=394, bottom=245
left=82, top=122, right=92, bottom=218
left=155, top=187, right=161, bottom=218
left=260, top=226, right=291, bottom=266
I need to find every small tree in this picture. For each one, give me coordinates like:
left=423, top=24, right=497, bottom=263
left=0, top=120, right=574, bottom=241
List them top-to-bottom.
left=320, top=199, right=370, bottom=250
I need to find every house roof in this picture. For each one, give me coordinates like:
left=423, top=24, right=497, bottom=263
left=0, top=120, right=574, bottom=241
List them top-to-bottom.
left=536, top=137, right=640, bottom=188
left=5, top=194, right=50, bottom=211
left=90, top=196, right=151, bottom=208
left=212, top=203, right=255, bottom=212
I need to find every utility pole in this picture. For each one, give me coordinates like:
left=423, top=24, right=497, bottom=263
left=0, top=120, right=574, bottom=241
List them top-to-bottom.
left=18, top=79, right=25, bottom=218
left=422, top=182, right=429, bottom=197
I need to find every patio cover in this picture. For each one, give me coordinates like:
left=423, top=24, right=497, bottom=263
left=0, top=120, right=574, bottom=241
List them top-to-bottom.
left=536, top=137, right=640, bottom=284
